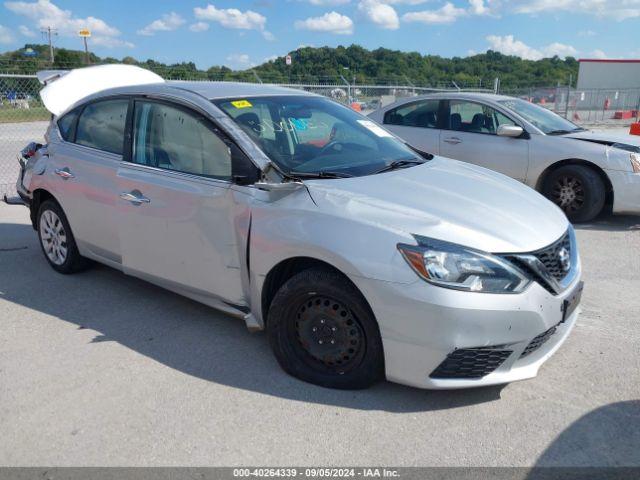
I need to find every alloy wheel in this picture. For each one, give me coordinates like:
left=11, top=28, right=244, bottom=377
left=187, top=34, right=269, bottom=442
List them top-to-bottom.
left=552, top=175, right=585, bottom=214
left=39, top=209, right=68, bottom=266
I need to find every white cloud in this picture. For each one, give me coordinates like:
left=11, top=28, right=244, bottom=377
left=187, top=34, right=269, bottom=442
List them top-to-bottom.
left=5, top=0, right=131, bottom=48
left=357, top=0, right=399, bottom=29
left=469, top=0, right=491, bottom=15
left=509, top=0, right=640, bottom=21
left=402, top=2, right=467, bottom=24
left=193, top=4, right=274, bottom=40
left=194, top=4, right=266, bottom=30
left=294, top=11, right=354, bottom=34
left=137, top=12, right=185, bottom=36
left=189, top=21, right=210, bottom=32
left=0, top=25, right=14, bottom=44
left=18, top=25, right=36, bottom=37
left=578, top=29, right=596, bottom=37
left=485, top=34, right=577, bottom=60
left=542, top=42, right=578, bottom=58
left=590, top=49, right=608, bottom=59
left=226, top=53, right=254, bottom=69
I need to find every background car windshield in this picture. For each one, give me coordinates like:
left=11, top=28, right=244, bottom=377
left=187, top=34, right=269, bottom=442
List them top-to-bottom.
left=215, top=96, right=422, bottom=177
left=499, top=99, right=581, bottom=134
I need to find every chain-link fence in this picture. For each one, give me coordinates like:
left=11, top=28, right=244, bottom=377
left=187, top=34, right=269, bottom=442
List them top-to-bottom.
left=2, top=71, right=640, bottom=198
left=1, top=74, right=48, bottom=197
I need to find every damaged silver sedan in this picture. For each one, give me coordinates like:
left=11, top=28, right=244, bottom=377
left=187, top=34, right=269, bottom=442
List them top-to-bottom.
left=11, top=65, right=582, bottom=390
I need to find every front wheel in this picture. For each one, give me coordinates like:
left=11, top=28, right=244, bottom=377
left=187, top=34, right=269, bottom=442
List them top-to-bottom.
left=542, top=165, right=606, bottom=223
left=267, top=268, right=384, bottom=389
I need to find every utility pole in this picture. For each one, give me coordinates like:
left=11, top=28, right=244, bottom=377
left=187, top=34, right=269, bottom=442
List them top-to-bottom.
left=41, top=26, right=58, bottom=65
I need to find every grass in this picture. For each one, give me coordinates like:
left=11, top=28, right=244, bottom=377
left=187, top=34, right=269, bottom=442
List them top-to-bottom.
left=0, top=106, right=50, bottom=124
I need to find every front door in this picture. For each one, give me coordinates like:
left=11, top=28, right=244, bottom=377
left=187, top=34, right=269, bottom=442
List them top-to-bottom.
left=116, top=99, right=245, bottom=305
left=439, top=99, right=529, bottom=181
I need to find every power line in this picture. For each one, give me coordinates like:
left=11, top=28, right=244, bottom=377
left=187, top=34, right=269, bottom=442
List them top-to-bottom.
left=40, top=26, right=58, bottom=65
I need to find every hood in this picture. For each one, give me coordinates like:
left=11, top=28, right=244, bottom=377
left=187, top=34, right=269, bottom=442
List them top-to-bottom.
left=39, top=64, right=164, bottom=117
left=565, top=130, right=640, bottom=150
left=306, top=158, right=568, bottom=254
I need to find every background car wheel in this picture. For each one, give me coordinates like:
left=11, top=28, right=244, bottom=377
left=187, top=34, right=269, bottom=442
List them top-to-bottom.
left=542, top=165, right=605, bottom=223
left=37, top=200, right=91, bottom=274
left=267, top=267, right=384, bottom=390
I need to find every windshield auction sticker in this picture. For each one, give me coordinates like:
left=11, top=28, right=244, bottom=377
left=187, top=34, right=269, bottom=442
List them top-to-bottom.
left=231, top=100, right=253, bottom=109
left=357, top=120, right=393, bottom=138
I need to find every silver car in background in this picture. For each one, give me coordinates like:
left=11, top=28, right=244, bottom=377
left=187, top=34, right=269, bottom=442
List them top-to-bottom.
left=12, top=66, right=582, bottom=390
left=369, top=92, right=640, bottom=222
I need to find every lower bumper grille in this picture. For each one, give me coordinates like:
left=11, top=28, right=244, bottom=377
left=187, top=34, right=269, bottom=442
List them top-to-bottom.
left=520, top=324, right=559, bottom=358
left=430, top=347, right=513, bottom=379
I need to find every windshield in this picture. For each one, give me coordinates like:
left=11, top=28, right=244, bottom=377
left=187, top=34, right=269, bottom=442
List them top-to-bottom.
left=214, top=95, right=423, bottom=177
left=498, top=98, right=584, bottom=135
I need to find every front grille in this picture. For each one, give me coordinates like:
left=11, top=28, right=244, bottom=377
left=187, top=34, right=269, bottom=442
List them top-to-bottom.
left=503, top=230, right=573, bottom=295
left=532, top=231, right=572, bottom=282
left=520, top=324, right=559, bottom=358
left=430, top=347, right=513, bottom=379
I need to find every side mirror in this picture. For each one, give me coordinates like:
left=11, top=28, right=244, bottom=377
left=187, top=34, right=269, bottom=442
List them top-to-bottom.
left=497, top=125, right=524, bottom=138
left=230, top=144, right=261, bottom=186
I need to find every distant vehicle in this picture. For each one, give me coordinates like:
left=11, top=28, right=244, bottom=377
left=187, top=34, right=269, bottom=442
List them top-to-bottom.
left=10, top=65, right=582, bottom=390
left=369, top=92, right=640, bottom=222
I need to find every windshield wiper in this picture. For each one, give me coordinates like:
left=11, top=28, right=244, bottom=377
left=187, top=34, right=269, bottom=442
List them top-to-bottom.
left=548, top=127, right=587, bottom=135
left=374, top=159, right=426, bottom=174
left=288, top=170, right=354, bottom=179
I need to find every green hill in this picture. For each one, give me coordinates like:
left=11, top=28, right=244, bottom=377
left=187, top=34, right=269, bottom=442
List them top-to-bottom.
left=0, top=43, right=578, bottom=89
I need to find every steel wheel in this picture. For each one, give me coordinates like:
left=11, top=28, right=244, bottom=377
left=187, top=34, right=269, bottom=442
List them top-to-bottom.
left=551, top=175, right=585, bottom=214
left=39, top=209, right=68, bottom=266
left=293, top=296, right=366, bottom=375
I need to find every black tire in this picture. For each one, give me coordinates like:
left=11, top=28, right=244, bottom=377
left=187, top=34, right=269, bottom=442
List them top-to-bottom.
left=542, top=164, right=606, bottom=223
left=37, top=199, right=91, bottom=274
left=267, top=268, right=384, bottom=389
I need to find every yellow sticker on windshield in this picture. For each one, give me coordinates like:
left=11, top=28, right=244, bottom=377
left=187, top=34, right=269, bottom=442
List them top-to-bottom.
left=231, top=100, right=253, bottom=109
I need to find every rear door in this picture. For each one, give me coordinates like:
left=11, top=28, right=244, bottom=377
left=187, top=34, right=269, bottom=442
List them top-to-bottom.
left=47, top=98, right=129, bottom=263
left=115, top=98, right=246, bottom=305
left=380, top=99, right=443, bottom=154
left=439, top=99, right=529, bottom=181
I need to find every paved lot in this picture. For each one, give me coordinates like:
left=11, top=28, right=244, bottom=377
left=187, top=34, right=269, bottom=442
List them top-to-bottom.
left=0, top=202, right=638, bottom=467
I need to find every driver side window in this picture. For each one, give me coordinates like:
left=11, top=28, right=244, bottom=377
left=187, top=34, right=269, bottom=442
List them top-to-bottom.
left=448, top=100, right=516, bottom=135
left=132, top=101, right=232, bottom=180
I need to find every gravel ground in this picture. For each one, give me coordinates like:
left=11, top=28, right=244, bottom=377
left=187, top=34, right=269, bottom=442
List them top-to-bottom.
left=0, top=202, right=638, bottom=467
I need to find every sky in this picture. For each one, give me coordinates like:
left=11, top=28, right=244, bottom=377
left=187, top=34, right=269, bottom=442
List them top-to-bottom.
left=0, top=0, right=638, bottom=70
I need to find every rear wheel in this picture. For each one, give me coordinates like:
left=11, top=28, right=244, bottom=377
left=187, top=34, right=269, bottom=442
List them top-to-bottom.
left=542, top=165, right=605, bottom=223
left=37, top=200, right=90, bottom=274
left=267, top=268, right=384, bottom=389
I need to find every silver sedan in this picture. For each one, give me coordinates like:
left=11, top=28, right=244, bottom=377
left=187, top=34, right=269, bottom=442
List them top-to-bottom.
left=369, top=92, right=640, bottom=222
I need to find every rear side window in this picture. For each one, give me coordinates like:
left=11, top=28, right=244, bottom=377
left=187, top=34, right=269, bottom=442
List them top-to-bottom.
left=75, top=99, right=129, bottom=155
left=384, top=99, right=441, bottom=128
left=131, top=101, right=232, bottom=180
left=57, top=108, right=80, bottom=141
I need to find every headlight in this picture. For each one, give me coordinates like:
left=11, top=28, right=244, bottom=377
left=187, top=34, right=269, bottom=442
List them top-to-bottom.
left=630, top=153, right=640, bottom=173
left=397, top=236, right=531, bottom=294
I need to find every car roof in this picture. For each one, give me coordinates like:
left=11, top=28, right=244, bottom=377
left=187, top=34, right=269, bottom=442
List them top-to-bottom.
left=165, top=81, right=316, bottom=100
left=397, top=91, right=515, bottom=103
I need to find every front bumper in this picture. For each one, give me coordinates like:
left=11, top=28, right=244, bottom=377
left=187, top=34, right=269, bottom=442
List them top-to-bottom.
left=609, top=169, right=640, bottom=214
left=354, top=268, right=582, bottom=389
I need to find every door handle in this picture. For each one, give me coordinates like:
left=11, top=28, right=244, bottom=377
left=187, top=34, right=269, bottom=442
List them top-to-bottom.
left=444, top=137, right=462, bottom=145
left=54, top=168, right=75, bottom=179
left=119, top=191, right=151, bottom=205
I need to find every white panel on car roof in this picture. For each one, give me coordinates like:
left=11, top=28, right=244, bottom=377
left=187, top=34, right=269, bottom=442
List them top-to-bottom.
left=39, top=64, right=164, bottom=117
